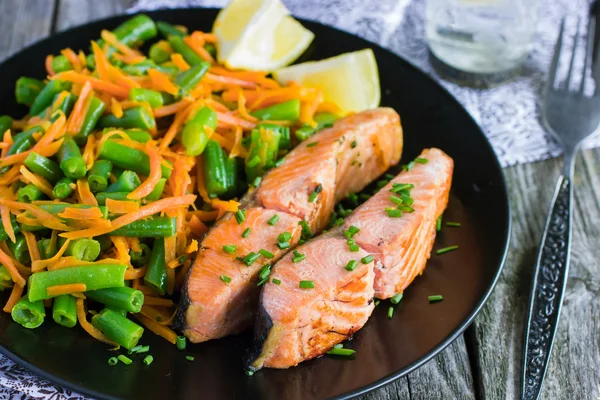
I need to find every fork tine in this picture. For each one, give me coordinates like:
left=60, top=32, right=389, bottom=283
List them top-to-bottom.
left=581, top=16, right=595, bottom=93
left=547, top=18, right=565, bottom=91
left=565, top=18, right=581, bottom=90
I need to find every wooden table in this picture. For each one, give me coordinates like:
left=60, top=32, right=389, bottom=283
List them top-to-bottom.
left=1, top=1, right=598, bottom=399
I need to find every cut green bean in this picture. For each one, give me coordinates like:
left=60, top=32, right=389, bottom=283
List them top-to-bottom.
left=98, top=14, right=157, bottom=55
left=157, top=21, right=187, bottom=38
left=168, top=35, right=204, bottom=66
left=149, top=42, right=171, bottom=63
left=51, top=55, right=73, bottom=73
left=122, top=60, right=178, bottom=76
left=175, top=62, right=210, bottom=93
left=15, top=77, right=45, bottom=107
left=30, top=80, right=72, bottom=116
left=129, top=88, right=164, bottom=108
left=50, top=92, right=77, bottom=119
left=73, top=96, right=106, bottom=145
left=251, top=99, right=300, bottom=121
left=99, top=106, right=156, bottom=130
left=181, top=106, right=217, bottom=156
left=314, top=112, right=339, bottom=129
left=0, top=115, right=12, bottom=135
left=245, top=125, right=281, bottom=182
left=2, top=126, right=44, bottom=174
left=57, top=136, right=86, bottom=179
left=98, top=140, right=171, bottom=178
left=203, top=140, right=238, bottom=197
left=23, top=152, right=63, bottom=184
left=87, top=160, right=113, bottom=193
left=105, top=170, right=141, bottom=193
left=52, top=177, right=75, bottom=199
left=145, top=177, right=166, bottom=201
left=17, top=184, right=45, bottom=203
left=95, top=191, right=138, bottom=206
left=37, top=203, right=107, bottom=218
left=111, top=216, right=176, bottom=238
left=7, top=234, right=31, bottom=265
left=145, top=237, right=167, bottom=295
left=38, top=238, right=57, bottom=260
left=64, top=239, right=101, bottom=262
left=130, top=243, right=152, bottom=267
left=28, top=264, right=127, bottom=302
left=86, top=287, right=144, bottom=313
left=52, top=295, right=77, bottom=328
left=11, top=298, right=45, bottom=329
left=91, top=309, right=144, bottom=350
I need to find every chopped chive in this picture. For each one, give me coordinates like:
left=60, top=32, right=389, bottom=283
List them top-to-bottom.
left=351, top=140, right=358, bottom=148
left=306, top=141, right=318, bottom=147
left=247, top=155, right=261, bottom=168
left=414, top=157, right=429, bottom=164
left=275, top=158, right=285, bottom=167
left=404, top=161, right=415, bottom=171
left=384, top=173, right=396, bottom=180
left=252, top=176, right=262, bottom=187
left=376, top=179, right=389, bottom=189
left=390, top=183, right=414, bottom=194
left=308, top=184, right=323, bottom=203
left=346, top=192, right=359, bottom=206
left=359, top=193, right=371, bottom=201
left=390, top=195, right=404, bottom=206
left=399, top=205, right=414, bottom=213
left=386, top=208, right=403, bottom=218
left=235, top=209, right=246, bottom=224
left=267, top=214, right=279, bottom=226
left=436, top=216, right=442, bottom=231
left=334, top=217, right=345, bottom=226
left=299, top=220, right=312, bottom=240
left=446, top=221, right=461, bottom=227
left=343, top=225, right=360, bottom=239
left=241, top=228, right=251, bottom=238
left=278, top=232, right=292, bottom=242
left=347, top=239, right=355, bottom=245
left=277, top=241, right=290, bottom=249
left=349, top=244, right=360, bottom=252
left=223, top=245, right=237, bottom=254
left=436, top=245, right=458, bottom=255
left=259, top=249, right=274, bottom=259
left=292, top=250, right=306, bottom=263
left=242, top=252, right=260, bottom=266
left=361, top=255, right=374, bottom=264
left=345, top=260, right=358, bottom=271
left=258, top=264, right=271, bottom=280
left=219, top=274, right=231, bottom=284
left=257, top=278, right=269, bottom=286
left=272, top=278, right=281, bottom=285
left=299, top=280, right=314, bottom=289
left=390, top=293, right=403, bottom=304
left=428, top=295, right=443, bottom=302
left=374, top=299, right=380, bottom=306
left=387, top=306, right=394, bottom=319
left=176, top=336, right=186, bottom=350
left=333, top=343, right=343, bottom=349
left=130, top=345, right=149, bottom=354
left=326, top=347, right=356, bottom=356
left=118, top=355, right=133, bottom=365
left=143, top=355, right=154, bottom=365
left=186, top=356, right=195, bottom=361
left=108, top=357, right=118, bottom=366
left=245, top=370, right=255, bottom=376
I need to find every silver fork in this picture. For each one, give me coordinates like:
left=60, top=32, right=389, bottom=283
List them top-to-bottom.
left=521, top=16, right=600, bottom=400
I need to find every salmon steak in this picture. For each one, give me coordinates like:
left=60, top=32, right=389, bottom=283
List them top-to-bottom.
left=177, top=108, right=404, bottom=343
left=248, top=148, right=453, bottom=370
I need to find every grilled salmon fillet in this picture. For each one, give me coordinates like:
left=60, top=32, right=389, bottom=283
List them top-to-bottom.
left=177, top=108, right=403, bottom=343
left=248, top=148, right=453, bottom=370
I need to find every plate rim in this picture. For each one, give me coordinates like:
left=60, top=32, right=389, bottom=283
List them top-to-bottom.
left=0, top=7, right=512, bottom=400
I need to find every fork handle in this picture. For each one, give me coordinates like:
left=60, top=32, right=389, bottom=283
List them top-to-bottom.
left=521, top=175, right=573, bottom=400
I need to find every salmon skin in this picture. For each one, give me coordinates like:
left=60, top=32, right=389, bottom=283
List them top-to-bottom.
left=177, top=108, right=404, bottom=343
left=248, top=148, right=453, bottom=370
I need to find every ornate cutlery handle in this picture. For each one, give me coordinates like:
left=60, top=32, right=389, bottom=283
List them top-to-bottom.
left=521, top=175, right=573, bottom=400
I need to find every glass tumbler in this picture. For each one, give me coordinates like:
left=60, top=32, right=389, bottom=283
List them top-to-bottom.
left=425, top=0, right=540, bottom=86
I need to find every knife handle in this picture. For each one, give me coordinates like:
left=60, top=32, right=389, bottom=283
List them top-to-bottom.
left=521, top=175, right=573, bottom=400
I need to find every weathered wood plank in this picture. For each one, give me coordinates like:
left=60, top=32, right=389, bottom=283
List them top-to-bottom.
left=0, top=0, right=56, bottom=61
left=54, top=0, right=132, bottom=32
left=472, top=148, right=600, bottom=400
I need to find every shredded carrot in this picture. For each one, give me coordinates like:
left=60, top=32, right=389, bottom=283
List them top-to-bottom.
left=101, top=30, right=142, bottom=58
left=184, top=33, right=215, bottom=63
left=61, top=48, right=82, bottom=72
left=112, top=53, right=146, bottom=64
left=171, top=53, right=190, bottom=71
left=45, top=55, right=56, bottom=76
left=147, top=68, right=179, bottom=96
left=52, top=71, right=129, bottom=98
left=206, top=73, right=257, bottom=90
left=66, top=81, right=94, bottom=135
left=300, top=89, right=323, bottom=127
left=237, top=91, right=259, bottom=123
left=110, top=97, right=124, bottom=119
left=153, top=98, right=192, bottom=118
left=159, top=104, right=193, bottom=152
left=215, top=111, right=256, bottom=130
left=32, top=113, right=67, bottom=150
left=1, top=130, right=13, bottom=158
left=82, top=135, right=96, bottom=171
left=0, top=139, right=63, bottom=168
left=128, top=144, right=162, bottom=199
left=195, top=159, right=210, bottom=203
left=20, top=166, right=54, bottom=198
left=76, top=179, right=98, bottom=206
left=211, top=198, right=240, bottom=219
left=105, top=199, right=140, bottom=214
left=0, top=205, right=15, bottom=243
left=57, top=207, right=104, bottom=220
left=188, top=214, right=209, bottom=237
left=22, top=231, right=41, bottom=263
left=109, top=236, right=130, bottom=265
left=164, top=236, right=177, bottom=265
left=127, top=237, right=142, bottom=253
left=185, top=238, right=198, bottom=254
left=32, top=239, right=71, bottom=272
left=0, top=247, right=26, bottom=287
left=175, top=260, right=192, bottom=289
left=124, top=267, right=147, bottom=280
left=47, top=283, right=87, bottom=297
left=2, top=284, right=23, bottom=313
left=76, top=298, right=119, bottom=346
left=140, top=305, right=176, bottom=325
left=134, top=313, right=177, bottom=344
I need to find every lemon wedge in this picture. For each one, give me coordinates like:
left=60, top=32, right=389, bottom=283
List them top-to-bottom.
left=213, top=0, right=314, bottom=71
left=273, top=49, right=381, bottom=113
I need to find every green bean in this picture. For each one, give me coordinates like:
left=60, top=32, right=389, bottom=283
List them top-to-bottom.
left=98, top=14, right=157, bottom=55
left=157, top=21, right=186, bottom=38
left=168, top=35, right=204, bottom=66
left=149, top=42, right=171, bottom=63
left=204, top=42, right=216, bottom=58
left=86, top=53, right=96, bottom=70
left=51, top=55, right=73, bottom=73
left=122, top=60, right=178, bottom=76
left=175, top=62, right=210, bottom=93
left=15, top=77, right=44, bottom=107
left=30, top=80, right=72, bottom=116
left=129, top=88, right=164, bottom=108
left=50, top=92, right=77, bottom=119
left=161, top=92, right=176, bottom=105
left=73, top=96, right=106, bottom=145
left=251, top=99, right=300, bottom=121
left=99, top=106, right=156, bottom=130
left=181, top=106, right=217, bottom=156
left=314, top=112, right=339, bottom=129
left=0, top=116, right=13, bottom=135
left=258, top=123, right=291, bottom=149
left=295, top=124, right=316, bottom=141
left=3, top=126, right=44, bottom=169
left=245, top=126, right=281, bottom=182
left=103, top=128, right=152, bottom=143
left=57, top=136, right=86, bottom=179
left=98, top=140, right=172, bottom=178
left=204, top=140, right=237, bottom=197
left=23, top=152, right=63, bottom=184
left=87, top=160, right=113, bottom=193
left=105, top=170, right=141, bottom=193
left=52, top=177, right=75, bottom=199
left=145, top=178, right=166, bottom=201
left=17, top=184, right=45, bottom=203
left=95, top=191, right=137, bottom=206
left=38, top=203, right=108, bottom=218
left=111, top=216, right=176, bottom=238
left=0, top=218, right=20, bottom=242
left=7, top=234, right=31, bottom=265
left=96, top=235, right=112, bottom=252
left=145, top=237, right=167, bottom=295
left=38, top=238, right=57, bottom=260
left=64, top=239, right=101, bottom=262
left=130, top=243, right=152, bottom=267
left=28, top=264, right=127, bottom=302
left=0, top=266, right=13, bottom=290
left=86, top=287, right=144, bottom=313
left=52, top=295, right=77, bottom=328
left=11, top=298, right=45, bottom=329
left=91, top=309, right=144, bottom=349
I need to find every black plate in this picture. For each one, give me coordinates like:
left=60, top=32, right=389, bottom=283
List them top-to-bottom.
left=0, top=8, right=511, bottom=400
